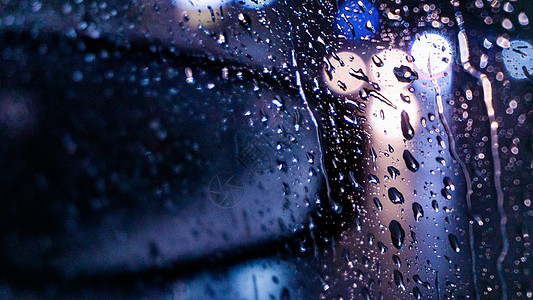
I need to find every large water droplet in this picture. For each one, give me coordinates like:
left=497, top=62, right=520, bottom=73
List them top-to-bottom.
left=372, top=55, right=384, bottom=67
left=392, top=65, right=419, bottom=83
left=400, top=110, right=414, bottom=140
left=402, top=149, right=419, bottom=172
left=387, top=166, right=400, bottom=179
left=443, top=176, right=455, bottom=191
left=388, top=187, right=405, bottom=204
left=441, top=188, right=452, bottom=200
left=432, top=200, right=439, bottom=212
left=412, top=202, right=424, bottom=221
left=389, top=220, right=405, bottom=249
left=448, top=233, right=461, bottom=252
left=393, top=269, right=406, bottom=290
left=413, top=286, right=422, bottom=299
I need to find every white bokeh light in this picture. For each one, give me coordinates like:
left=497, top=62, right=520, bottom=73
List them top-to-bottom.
left=411, top=33, right=453, bottom=76
left=370, top=48, right=415, bottom=89
left=323, top=51, right=366, bottom=95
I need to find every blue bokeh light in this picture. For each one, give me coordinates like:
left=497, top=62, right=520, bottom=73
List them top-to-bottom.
left=336, top=0, right=380, bottom=40
left=502, top=40, right=533, bottom=80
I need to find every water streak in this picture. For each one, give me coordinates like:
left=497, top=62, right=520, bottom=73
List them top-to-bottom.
left=452, top=2, right=509, bottom=298
left=454, top=6, right=509, bottom=300
left=425, top=14, right=479, bottom=297
left=288, top=22, right=333, bottom=205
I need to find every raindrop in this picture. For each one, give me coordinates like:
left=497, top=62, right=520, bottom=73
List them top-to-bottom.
left=238, top=13, right=253, bottom=36
left=365, top=20, right=375, bottom=33
left=372, top=55, right=384, bottom=67
left=393, top=65, right=419, bottom=83
left=349, top=68, right=370, bottom=82
left=400, top=93, right=411, bottom=103
left=400, top=110, right=414, bottom=140
left=421, top=117, right=427, bottom=129
left=436, top=135, right=446, bottom=148
left=370, top=147, right=377, bottom=170
left=402, top=150, right=419, bottom=172
left=435, top=157, right=446, bottom=166
left=387, top=166, right=400, bottom=180
left=349, top=171, right=365, bottom=192
left=368, top=174, right=380, bottom=185
left=443, top=176, right=455, bottom=191
left=388, top=187, right=405, bottom=204
left=441, top=188, right=452, bottom=200
left=373, top=197, right=383, bottom=211
left=432, top=200, right=439, bottom=212
left=332, top=201, right=343, bottom=214
left=412, top=202, right=424, bottom=221
left=354, top=217, right=362, bottom=231
left=389, top=220, right=405, bottom=249
left=448, top=233, right=460, bottom=252
left=377, top=241, right=388, bottom=254
left=392, top=254, right=401, bottom=267
left=393, top=269, right=406, bottom=290
left=413, top=275, right=431, bottom=289
left=413, top=286, right=422, bottom=299
left=362, top=287, right=371, bottom=300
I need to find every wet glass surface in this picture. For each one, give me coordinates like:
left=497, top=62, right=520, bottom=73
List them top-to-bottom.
left=0, top=0, right=532, bottom=299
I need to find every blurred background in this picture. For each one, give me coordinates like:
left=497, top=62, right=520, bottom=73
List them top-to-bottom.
left=0, top=0, right=532, bottom=298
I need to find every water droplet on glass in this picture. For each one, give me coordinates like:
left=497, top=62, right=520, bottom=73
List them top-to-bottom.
left=365, top=20, right=375, bottom=33
left=372, top=55, right=384, bottom=67
left=393, top=65, right=419, bottom=83
left=400, top=93, right=411, bottom=103
left=400, top=110, right=414, bottom=140
left=402, top=149, right=419, bottom=172
left=435, top=157, right=446, bottom=166
left=387, top=166, right=400, bottom=180
left=349, top=170, right=365, bottom=192
left=368, top=174, right=380, bottom=185
left=443, top=176, right=455, bottom=191
left=388, top=187, right=405, bottom=204
left=441, top=188, right=452, bottom=200
left=373, top=197, right=383, bottom=211
left=332, top=200, right=343, bottom=214
left=432, top=200, right=439, bottom=212
left=412, top=202, right=424, bottom=221
left=389, top=220, right=406, bottom=249
left=448, top=233, right=460, bottom=252
left=377, top=241, right=388, bottom=254
left=392, top=254, right=401, bottom=267
left=393, top=269, right=406, bottom=290
left=413, top=286, right=422, bottom=299
left=281, top=288, right=290, bottom=300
